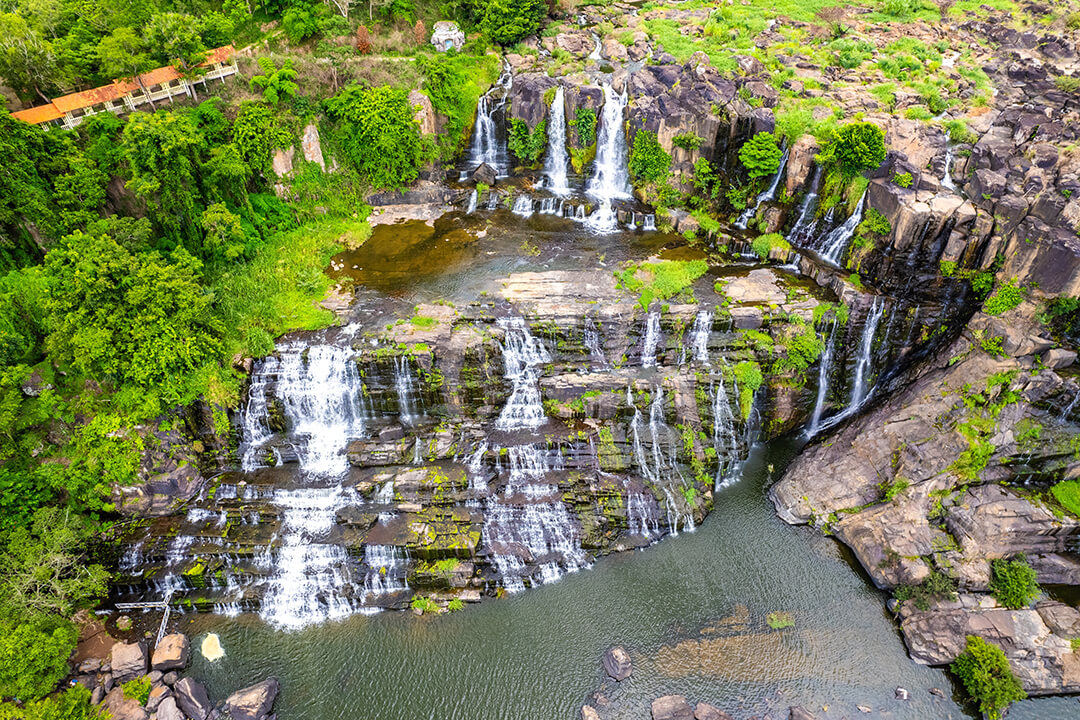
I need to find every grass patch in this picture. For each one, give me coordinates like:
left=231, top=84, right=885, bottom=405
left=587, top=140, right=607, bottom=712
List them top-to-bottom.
left=614, top=259, right=709, bottom=309
left=1050, top=479, right=1080, bottom=517
left=766, top=611, right=795, bottom=629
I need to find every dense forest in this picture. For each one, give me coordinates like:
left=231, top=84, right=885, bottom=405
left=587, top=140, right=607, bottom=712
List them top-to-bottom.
left=0, top=0, right=525, bottom=712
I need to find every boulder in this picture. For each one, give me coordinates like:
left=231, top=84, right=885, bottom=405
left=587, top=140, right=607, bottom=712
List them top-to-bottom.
left=408, top=90, right=436, bottom=136
left=301, top=123, right=325, bottom=170
left=784, top=135, right=819, bottom=194
left=271, top=145, right=295, bottom=178
left=470, top=163, right=497, bottom=187
left=1043, top=348, right=1076, bottom=369
left=151, top=634, right=190, bottom=672
left=110, top=642, right=147, bottom=683
left=602, top=646, right=632, bottom=681
left=174, top=677, right=214, bottom=720
left=223, top=678, right=279, bottom=720
left=146, top=685, right=170, bottom=712
left=102, top=687, right=149, bottom=720
left=651, top=695, right=695, bottom=720
left=156, top=696, right=185, bottom=720
left=694, top=703, right=733, bottom=720
left=581, top=706, right=601, bottom=720
left=789, top=708, right=816, bottom=720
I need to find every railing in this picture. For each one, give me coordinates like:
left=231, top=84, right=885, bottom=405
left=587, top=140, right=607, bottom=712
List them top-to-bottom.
left=114, top=593, right=173, bottom=648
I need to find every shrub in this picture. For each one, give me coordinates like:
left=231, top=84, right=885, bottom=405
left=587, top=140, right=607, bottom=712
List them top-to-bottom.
left=282, top=6, right=319, bottom=44
left=355, top=25, right=371, bottom=54
left=324, top=85, right=425, bottom=191
left=573, top=107, right=597, bottom=147
left=508, top=119, right=547, bottom=165
left=943, top=119, right=978, bottom=144
left=821, top=122, right=886, bottom=178
left=628, top=130, right=671, bottom=186
left=738, top=131, right=783, bottom=179
left=672, top=133, right=704, bottom=151
left=893, top=171, right=913, bottom=188
left=858, top=208, right=892, bottom=237
left=750, top=233, right=790, bottom=261
left=614, top=259, right=707, bottom=309
left=983, top=279, right=1024, bottom=316
left=732, top=360, right=763, bottom=419
left=1050, top=479, right=1080, bottom=517
left=989, top=556, right=1040, bottom=609
left=893, top=569, right=957, bottom=610
left=410, top=594, right=440, bottom=614
left=446, top=598, right=464, bottom=612
left=0, top=621, right=79, bottom=701
left=951, top=635, right=1026, bottom=720
left=122, top=676, right=152, bottom=706
left=0, top=686, right=104, bottom=720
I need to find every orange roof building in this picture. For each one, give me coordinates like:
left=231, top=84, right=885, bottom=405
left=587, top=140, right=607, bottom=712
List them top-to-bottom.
left=10, top=46, right=239, bottom=130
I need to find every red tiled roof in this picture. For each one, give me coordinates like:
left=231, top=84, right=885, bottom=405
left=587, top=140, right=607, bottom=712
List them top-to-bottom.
left=11, top=46, right=236, bottom=125
left=12, top=103, right=63, bottom=124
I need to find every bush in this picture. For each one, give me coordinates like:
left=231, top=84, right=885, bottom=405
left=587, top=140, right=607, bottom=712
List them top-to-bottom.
left=481, top=0, right=547, bottom=46
left=282, top=6, right=319, bottom=44
left=324, top=85, right=425, bottom=191
left=573, top=108, right=597, bottom=147
left=508, top=119, right=547, bottom=165
left=943, top=119, right=978, bottom=144
left=821, top=122, right=886, bottom=178
left=628, top=130, right=671, bottom=187
left=738, top=131, right=782, bottom=179
left=672, top=133, right=704, bottom=151
left=893, top=171, right=913, bottom=188
left=858, top=208, right=892, bottom=237
left=750, top=233, right=790, bottom=261
left=983, top=279, right=1024, bottom=316
left=1050, top=479, right=1080, bottom=517
left=989, top=556, right=1040, bottom=609
left=892, top=569, right=957, bottom=610
left=0, top=621, right=79, bottom=701
left=951, top=635, right=1026, bottom=720
left=122, top=676, right=152, bottom=706
left=0, top=686, right=104, bottom=720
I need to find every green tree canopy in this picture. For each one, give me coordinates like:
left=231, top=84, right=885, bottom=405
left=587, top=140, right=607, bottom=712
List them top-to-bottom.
left=480, top=0, right=547, bottom=46
left=324, top=84, right=425, bottom=191
left=822, top=121, right=887, bottom=177
left=629, top=129, right=671, bottom=187
left=739, top=131, right=782, bottom=179
left=951, top=635, right=1026, bottom=720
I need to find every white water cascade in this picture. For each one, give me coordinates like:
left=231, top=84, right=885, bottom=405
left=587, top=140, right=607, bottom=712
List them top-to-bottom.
left=462, top=64, right=513, bottom=178
left=585, top=84, right=632, bottom=233
left=541, top=86, right=571, bottom=195
left=736, top=148, right=789, bottom=230
left=941, top=148, right=961, bottom=195
left=788, top=165, right=822, bottom=247
left=466, top=189, right=478, bottom=214
left=819, top=190, right=868, bottom=266
left=511, top=195, right=534, bottom=218
left=850, top=297, right=885, bottom=408
left=689, top=310, right=712, bottom=366
left=641, top=311, right=661, bottom=368
left=496, top=317, right=551, bottom=431
left=584, top=317, right=607, bottom=367
left=807, top=319, right=839, bottom=437
left=240, top=355, right=280, bottom=471
left=394, top=355, right=421, bottom=427
left=711, top=374, right=739, bottom=487
left=628, top=386, right=694, bottom=533
left=482, top=445, right=586, bottom=592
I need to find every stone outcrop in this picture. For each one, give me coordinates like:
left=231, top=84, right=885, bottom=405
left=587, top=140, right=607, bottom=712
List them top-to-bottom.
left=151, top=634, right=190, bottom=672
left=109, top=642, right=147, bottom=683
left=602, top=646, right=632, bottom=681
left=174, top=677, right=214, bottom=720
left=222, top=678, right=280, bottom=720
left=651, top=695, right=695, bottom=720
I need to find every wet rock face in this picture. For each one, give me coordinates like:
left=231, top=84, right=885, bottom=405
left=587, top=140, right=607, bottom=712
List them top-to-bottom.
left=114, top=266, right=881, bottom=623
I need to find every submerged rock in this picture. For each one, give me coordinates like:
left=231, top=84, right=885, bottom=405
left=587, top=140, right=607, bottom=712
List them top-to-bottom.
left=602, top=646, right=632, bottom=681
left=651, top=695, right=695, bottom=720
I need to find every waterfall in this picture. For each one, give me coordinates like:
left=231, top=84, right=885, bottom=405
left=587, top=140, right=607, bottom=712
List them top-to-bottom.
left=589, top=33, right=602, bottom=61
left=462, top=63, right=513, bottom=178
left=585, top=84, right=632, bottom=233
left=541, top=86, right=571, bottom=196
left=735, top=148, right=789, bottom=230
left=941, top=149, right=961, bottom=195
left=788, top=165, right=822, bottom=247
left=466, top=189, right=478, bottom=214
left=819, top=189, right=868, bottom=266
left=511, top=195, right=534, bottom=218
left=538, top=197, right=563, bottom=215
left=643, top=214, right=656, bottom=232
left=850, top=297, right=885, bottom=408
left=689, top=310, right=712, bottom=366
left=641, top=311, right=661, bottom=368
left=496, top=317, right=550, bottom=431
left=584, top=317, right=607, bottom=367
left=807, top=319, right=839, bottom=437
left=244, top=345, right=369, bottom=477
left=394, top=355, right=421, bottom=427
left=711, top=374, right=739, bottom=488
left=1061, top=385, right=1080, bottom=421
left=628, top=386, right=693, bottom=533
left=467, top=440, right=489, bottom=492
left=482, top=444, right=585, bottom=592
left=259, top=485, right=363, bottom=629
left=626, top=487, right=661, bottom=539
left=361, top=545, right=409, bottom=600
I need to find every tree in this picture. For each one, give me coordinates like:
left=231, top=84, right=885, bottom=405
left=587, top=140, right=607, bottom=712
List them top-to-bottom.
left=325, top=0, right=354, bottom=19
left=481, top=0, right=547, bottom=46
left=282, top=6, right=319, bottom=44
left=198, top=12, right=236, bottom=48
left=0, top=13, right=62, bottom=103
left=145, top=13, right=207, bottom=69
left=355, top=24, right=372, bottom=54
left=97, top=27, right=158, bottom=110
left=249, top=57, right=299, bottom=106
left=324, top=84, right=425, bottom=190
left=232, top=102, right=291, bottom=180
left=122, top=110, right=205, bottom=245
left=822, top=121, right=886, bottom=178
left=628, top=129, right=671, bottom=186
left=739, top=131, right=783, bottom=179
left=52, top=156, right=107, bottom=233
left=200, top=203, right=247, bottom=262
left=951, top=635, right=1026, bottom=720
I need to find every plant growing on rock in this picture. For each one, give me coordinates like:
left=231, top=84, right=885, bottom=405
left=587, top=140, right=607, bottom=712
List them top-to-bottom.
left=249, top=58, right=299, bottom=106
left=508, top=119, right=547, bottom=166
left=820, top=122, right=887, bottom=178
left=628, top=129, right=671, bottom=187
left=738, top=131, right=782, bottom=179
left=750, top=233, right=791, bottom=261
left=983, top=279, right=1025, bottom=316
left=989, top=556, right=1040, bottom=609
left=892, top=569, right=957, bottom=610
left=951, top=635, right=1026, bottom=720
left=122, top=676, right=152, bottom=705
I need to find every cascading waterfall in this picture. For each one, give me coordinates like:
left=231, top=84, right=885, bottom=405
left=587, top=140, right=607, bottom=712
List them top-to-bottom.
left=462, top=63, right=513, bottom=178
left=585, top=84, right=632, bottom=233
left=541, top=86, right=571, bottom=196
left=735, top=148, right=790, bottom=229
left=941, top=148, right=961, bottom=195
left=788, top=165, right=822, bottom=246
left=466, top=189, right=478, bottom=214
left=819, top=190, right=868, bottom=266
left=511, top=195, right=534, bottom=218
left=538, top=197, right=564, bottom=215
left=643, top=214, right=657, bottom=231
left=850, top=297, right=885, bottom=408
left=689, top=310, right=712, bottom=366
left=641, top=311, right=661, bottom=368
left=496, top=317, right=551, bottom=430
left=584, top=317, right=607, bottom=367
left=807, top=319, right=839, bottom=437
left=240, top=355, right=280, bottom=471
left=394, top=355, right=421, bottom=427
left=711, top=373, right=739, bottom=487
left=628, top=386, right=693, bottom=533
left=467, top=440, right=489, bottom=492
left=482, top=445, right=585, bottom=592
left=361, top=545, right=409, bottom=600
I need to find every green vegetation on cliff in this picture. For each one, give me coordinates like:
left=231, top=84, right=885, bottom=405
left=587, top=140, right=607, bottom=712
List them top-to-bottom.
left=951, top=635, right=1027, bottom=720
